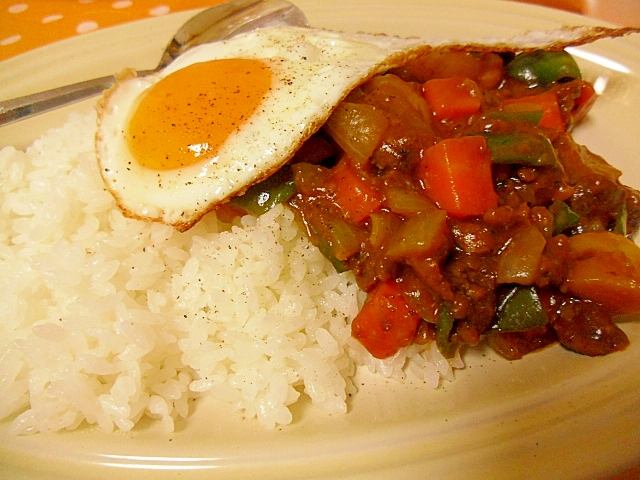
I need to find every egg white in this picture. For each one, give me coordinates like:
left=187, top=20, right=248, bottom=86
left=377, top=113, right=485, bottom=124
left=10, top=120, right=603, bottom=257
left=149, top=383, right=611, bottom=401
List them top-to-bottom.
left=96, top=24, right=633, bottom=231
left=96, top=26, right=431, bottom=231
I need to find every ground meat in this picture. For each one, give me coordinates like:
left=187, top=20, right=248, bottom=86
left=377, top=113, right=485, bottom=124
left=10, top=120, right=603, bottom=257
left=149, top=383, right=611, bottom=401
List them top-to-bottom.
left=569, top=174, right=627, bottom=233
left=449, top=219, right=496, bottom=255
left=446, top=253, right=498, bottom=346
left=552, top=298, right=630, bottom=356
left=486, top=326, right=557, bottom=360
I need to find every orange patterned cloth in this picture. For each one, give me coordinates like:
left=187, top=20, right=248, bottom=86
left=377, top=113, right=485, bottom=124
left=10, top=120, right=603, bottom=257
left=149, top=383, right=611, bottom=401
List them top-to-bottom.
left=0, top=0, right=225, bottom=62
left=1, top=0, right=636, bottom=63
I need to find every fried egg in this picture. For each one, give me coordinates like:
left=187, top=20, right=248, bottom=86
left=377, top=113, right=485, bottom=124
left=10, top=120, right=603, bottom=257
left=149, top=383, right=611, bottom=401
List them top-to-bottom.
left=96, top=24, right=636, bottom=231
left=96, top=26, right=430, bottom=231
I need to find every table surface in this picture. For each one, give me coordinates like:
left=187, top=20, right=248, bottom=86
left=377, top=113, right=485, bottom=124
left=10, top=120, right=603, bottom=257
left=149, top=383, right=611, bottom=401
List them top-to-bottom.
left=1, top=0, right=640, bottom=62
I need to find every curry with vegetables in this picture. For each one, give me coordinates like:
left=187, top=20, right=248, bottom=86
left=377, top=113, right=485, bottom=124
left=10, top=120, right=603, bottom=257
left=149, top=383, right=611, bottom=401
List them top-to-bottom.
left=226, top=47, right=640, bottom=361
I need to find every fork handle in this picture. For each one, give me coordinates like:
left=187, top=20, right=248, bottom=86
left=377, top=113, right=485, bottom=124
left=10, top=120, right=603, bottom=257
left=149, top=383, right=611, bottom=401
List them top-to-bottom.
left=0, top=74, right=118, bottom=126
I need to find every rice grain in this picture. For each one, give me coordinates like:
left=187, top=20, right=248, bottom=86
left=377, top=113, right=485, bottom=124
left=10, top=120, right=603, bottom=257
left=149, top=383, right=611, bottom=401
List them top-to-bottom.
left=0, top=111, right=461, bottom=435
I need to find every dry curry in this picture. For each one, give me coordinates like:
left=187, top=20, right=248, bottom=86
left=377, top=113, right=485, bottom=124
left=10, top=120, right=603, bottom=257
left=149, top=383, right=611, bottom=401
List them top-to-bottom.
left=225, top=47, right=640, bottom=361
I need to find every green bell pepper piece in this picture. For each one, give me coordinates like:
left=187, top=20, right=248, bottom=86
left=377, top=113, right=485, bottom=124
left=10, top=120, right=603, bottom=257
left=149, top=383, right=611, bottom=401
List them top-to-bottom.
left=507, top=50, right=582, bottom=88
left=487, top=109, right=544, bottom=127
left=485, top=131, right=558, bottom=167
left=231, top=167, right=296, bottom=216
left=549, top=200, right=580, bottom=235
left=315, top=233, right=348, bottom=273
left=493, top=286, right=548, bottom=333
left=436, top=302, right=457, bottom=358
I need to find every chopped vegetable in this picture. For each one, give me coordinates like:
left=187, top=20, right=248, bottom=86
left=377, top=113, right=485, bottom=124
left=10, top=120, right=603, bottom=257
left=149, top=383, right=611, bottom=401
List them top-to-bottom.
left=507, top=50, right=582, bottom=88
left=360, top=74, right=431, bottom=127
left=422, top=76, right=482, bottom=120
left=503, top=92, right=565, bottom=131
left=323, top=102, right=388, bottom=164
left=487, top=107, right=544, bottom=127
left=485, top=130, right=558, bottom=167
left=418, top=136, right=498, bottom=218
left=331, top=156, right=383, bottom=223
left=231, top=167, right=296, bottom=216
left=382, top=186, right=439, bottom=217
left=549, top=200, right=580, bottom=234
left=614, top=203, right=628, bottom=236
left=386, top=209, right=453, bottom=260
left=308, top=210, right=365, bottom=263
left=369, top=211, right=402, bottom=249
left=497, top=224, right=547, bottom=285
left=315, top=230, right=348, bottom=273
left=564, top=231, right=640, bottom=314
left=351, top=279, right=421, bottom=359
left=494, top=286, right=548, bottom=332
left=436, top=302, right=457, bottom=358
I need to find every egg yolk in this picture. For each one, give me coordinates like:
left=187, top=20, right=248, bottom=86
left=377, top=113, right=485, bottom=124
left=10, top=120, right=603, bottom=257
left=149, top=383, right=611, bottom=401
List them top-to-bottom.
left=126, top=58, right=272, bottom=170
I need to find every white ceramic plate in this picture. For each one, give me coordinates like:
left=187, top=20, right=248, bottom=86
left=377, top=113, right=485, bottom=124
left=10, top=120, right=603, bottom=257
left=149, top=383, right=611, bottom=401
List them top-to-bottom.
left=1, top=1, right=639, bottom=479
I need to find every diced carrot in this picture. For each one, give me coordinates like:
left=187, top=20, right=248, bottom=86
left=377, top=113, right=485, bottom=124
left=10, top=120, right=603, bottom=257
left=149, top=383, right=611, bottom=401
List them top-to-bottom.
left=422, top=77, right=482, bottom=120
left=571, top=81, right=597, bottom=126
left=504, top=92, right=565, bottom=131
left=418, top=136, right=498, bottom=218
left=331, top=156, right=382, bottom=223
left=351, top=280, right=421, bottom=359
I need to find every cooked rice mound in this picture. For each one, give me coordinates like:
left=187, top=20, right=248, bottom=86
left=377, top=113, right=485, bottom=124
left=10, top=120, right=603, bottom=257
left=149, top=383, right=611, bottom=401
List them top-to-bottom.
left=0, top=111, right=461, bottom=435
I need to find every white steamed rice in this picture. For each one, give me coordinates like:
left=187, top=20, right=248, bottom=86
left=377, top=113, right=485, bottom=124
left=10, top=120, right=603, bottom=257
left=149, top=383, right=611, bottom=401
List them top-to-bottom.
left=0, top=110, right=462, bottom=435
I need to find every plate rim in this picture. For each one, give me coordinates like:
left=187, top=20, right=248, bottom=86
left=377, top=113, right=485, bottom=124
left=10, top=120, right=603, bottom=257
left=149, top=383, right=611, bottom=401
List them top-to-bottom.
left=1, top=1, right=640, bottom=479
